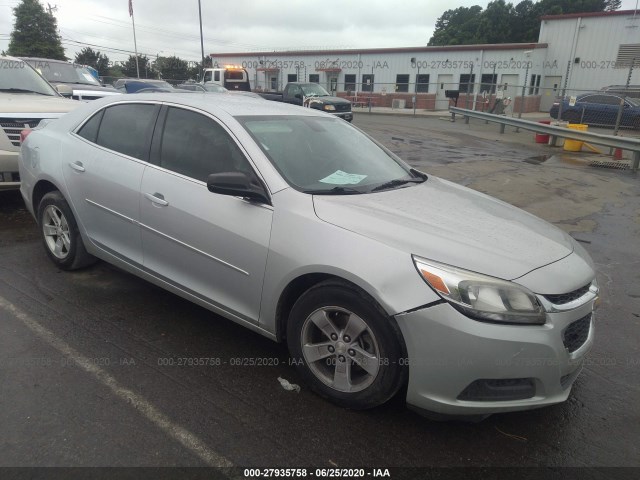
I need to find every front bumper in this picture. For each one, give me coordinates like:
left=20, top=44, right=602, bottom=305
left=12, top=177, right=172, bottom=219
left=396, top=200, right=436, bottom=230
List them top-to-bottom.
left=330, top=111, right=353, bottom=122
left=0, top=149, right=20, bottom=190
left=396, top=300, right=594, bottom=416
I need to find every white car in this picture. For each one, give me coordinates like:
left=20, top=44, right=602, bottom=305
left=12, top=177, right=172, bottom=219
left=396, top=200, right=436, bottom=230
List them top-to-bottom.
left=1, top=56, right=79, bottom=190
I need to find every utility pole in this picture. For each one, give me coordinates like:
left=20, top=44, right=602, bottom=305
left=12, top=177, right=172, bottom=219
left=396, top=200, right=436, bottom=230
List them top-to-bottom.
left=198, top=0, right=205, bottom=81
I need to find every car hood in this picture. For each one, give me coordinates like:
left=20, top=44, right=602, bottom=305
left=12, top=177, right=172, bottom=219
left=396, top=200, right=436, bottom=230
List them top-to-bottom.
left=0, top=92, right=79, bottom=114
left=315, top=95, right=351, bottom=105
left=312, top=176, right=574, bottom=281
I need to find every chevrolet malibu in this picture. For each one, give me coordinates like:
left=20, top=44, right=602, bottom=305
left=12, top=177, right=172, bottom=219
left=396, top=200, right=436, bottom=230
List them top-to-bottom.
left=18, top=93, right=599, bottom=419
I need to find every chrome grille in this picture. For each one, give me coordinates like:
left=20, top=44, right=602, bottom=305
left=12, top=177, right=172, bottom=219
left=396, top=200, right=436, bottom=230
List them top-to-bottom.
left=0, top=119, right=41, bottom=147
left=543, top=283, right=591, bottom=305
left=562, top=314, right=592, bottom=353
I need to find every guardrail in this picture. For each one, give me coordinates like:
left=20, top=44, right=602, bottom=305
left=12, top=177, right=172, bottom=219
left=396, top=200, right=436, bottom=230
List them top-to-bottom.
left=449, top=107, right=640, bottom=172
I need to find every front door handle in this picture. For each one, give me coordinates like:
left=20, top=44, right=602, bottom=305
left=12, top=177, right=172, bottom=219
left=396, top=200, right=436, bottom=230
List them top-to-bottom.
left=69, top=161, right=85, bottom=172
left=144, top=192, right=169, bottom=206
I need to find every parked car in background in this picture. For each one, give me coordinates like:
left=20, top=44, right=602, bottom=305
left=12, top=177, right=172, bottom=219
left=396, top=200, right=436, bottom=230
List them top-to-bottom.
left=0, top=56, right=79, bottom=190
left=22, top=57, right=120, bottom=101
left=114, top=78, right=174, bottom=93
left=176, top=82, right=227, bottom=93
left=260, top=82, right=353, bottom=122
left=600, top=84, right=640, bottom=99
left=19, top=92, right=598, bottom=420
left=549, top=92, right=640, bottom=128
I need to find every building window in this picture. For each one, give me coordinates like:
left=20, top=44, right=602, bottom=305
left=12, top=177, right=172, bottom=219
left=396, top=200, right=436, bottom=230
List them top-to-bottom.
left=288, top=74, right=297, bottom=83
left=309, top=74, right=319, bottom=83
left=344, top=74, right=356, bottom=92
left=362, top=74, right=374, bottom=92
left=395, top=74, right=410, bottom=93
left=416, top=74, right=429, bottom=93
left=459, top=74, right=475, bottom=93
left=480, top=74, right=497, bottom=94
left=529, top=74, right=541, bottom=95
left=270, top=76, right=278, bottom=91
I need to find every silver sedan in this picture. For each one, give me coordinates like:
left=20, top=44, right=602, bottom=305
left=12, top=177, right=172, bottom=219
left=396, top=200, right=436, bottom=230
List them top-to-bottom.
left=18, top=92, right=599, bottom=419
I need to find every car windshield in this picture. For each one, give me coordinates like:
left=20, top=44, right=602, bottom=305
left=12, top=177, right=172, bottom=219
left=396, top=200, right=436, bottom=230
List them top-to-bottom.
left=0, top=59, right=58, bottom=96
left=28, top=60, right=101, bottom=86
left=300, top=84, right=330, bottom=96
left=238, top=115, right=424, bottom=193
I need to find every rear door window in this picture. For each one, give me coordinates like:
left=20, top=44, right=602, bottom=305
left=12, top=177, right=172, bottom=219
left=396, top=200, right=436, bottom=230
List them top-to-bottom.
left=95, top=104, right=159, bottom=160
left=158, top=107, right=253, bottom=182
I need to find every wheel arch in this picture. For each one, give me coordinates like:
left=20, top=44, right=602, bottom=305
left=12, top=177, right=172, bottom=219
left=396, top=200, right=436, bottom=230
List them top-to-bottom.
left=32, top=179, right=62, bottom=220
left=275, top=272, right=396, bottom=343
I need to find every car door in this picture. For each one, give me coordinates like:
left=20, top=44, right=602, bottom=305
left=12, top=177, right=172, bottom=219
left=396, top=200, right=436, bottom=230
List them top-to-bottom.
left=64, top=102, right=160, bottom=265
left=139, top=105, right=273, bottom=323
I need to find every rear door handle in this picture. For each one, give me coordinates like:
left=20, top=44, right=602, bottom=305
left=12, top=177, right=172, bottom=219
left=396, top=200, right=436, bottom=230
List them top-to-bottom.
left=69, top=161, right=85, bottom=172
left=144, top=192, right=169, bottom=206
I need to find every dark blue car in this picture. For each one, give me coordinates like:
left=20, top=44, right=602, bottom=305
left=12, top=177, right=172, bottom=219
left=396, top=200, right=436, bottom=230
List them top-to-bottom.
left=549, top=92, right=640, bottom=128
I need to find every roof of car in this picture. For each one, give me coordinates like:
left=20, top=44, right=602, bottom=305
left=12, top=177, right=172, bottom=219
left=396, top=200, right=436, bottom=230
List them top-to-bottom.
left=20, top=57, right=72, bottom=64
left=96, top=91, right=327, bottom=119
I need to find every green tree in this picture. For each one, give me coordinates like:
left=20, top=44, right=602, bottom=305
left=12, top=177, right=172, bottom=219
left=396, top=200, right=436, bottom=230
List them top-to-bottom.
left=7, top=0, right=65, bottom=59
left=428, top=0, right=614, bottom=45
left=476, top=0, right=514, bottom=44
left=510, top=0, right=541, bottom=43
left=605, top=0, right=622, bottom=10
left=428, top=6, right=484, bottom=46
left=74, top=47, right=109, bottom=74
left=121, top=55, right=155, bottom=79
left=154, top=55, right=189, bottom=81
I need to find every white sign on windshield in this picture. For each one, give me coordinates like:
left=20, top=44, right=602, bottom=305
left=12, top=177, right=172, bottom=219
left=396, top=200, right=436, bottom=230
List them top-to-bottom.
left=569, top=96, right=577, bottom=106
left=319, top=170, right=367, bottom=185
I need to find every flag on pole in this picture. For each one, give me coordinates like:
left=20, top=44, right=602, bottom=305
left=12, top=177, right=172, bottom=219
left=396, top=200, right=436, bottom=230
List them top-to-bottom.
left=129, top=0, right=133, bottom=17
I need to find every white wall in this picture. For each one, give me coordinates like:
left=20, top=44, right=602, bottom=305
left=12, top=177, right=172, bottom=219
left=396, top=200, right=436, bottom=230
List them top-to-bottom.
left=540, top=13, right=640, bottom=91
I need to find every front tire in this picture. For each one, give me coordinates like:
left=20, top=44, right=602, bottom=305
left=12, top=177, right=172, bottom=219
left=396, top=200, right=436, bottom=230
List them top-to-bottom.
left=37, top=191, right=96, bottom=270
left=287, top=280, right=407, bottom=409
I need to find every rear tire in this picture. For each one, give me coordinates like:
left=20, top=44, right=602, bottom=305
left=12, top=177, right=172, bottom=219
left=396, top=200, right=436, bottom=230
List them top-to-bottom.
left=563, top=111, right=580, bottom=124
left=37, top=191, right=96, bottom=270
left=287, top=279, right=407, bottom=410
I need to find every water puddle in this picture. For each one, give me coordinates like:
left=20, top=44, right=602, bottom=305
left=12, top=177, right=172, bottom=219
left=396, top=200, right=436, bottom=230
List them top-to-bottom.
left=524, top=155, right=553, bottom=165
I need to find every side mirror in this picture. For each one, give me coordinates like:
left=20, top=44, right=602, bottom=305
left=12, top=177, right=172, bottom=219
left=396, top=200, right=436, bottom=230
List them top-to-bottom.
left=56, top=84, right=73, bottom=97
left=294, top=93, right=302, bottom=100
left=207, top=172, right=270, bottom=204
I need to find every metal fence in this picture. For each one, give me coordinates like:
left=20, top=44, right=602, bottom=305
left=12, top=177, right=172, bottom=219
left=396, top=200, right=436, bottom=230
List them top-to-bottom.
left=451, top=106, right=640, bottom=171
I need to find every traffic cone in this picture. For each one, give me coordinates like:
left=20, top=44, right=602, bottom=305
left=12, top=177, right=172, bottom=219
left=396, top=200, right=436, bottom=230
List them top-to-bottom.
left=613, top=133, right=623, bottom=160
left=613, top=147, right=623, bottom=160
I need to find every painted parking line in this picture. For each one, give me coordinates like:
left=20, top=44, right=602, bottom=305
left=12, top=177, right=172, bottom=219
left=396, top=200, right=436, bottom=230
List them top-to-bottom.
left=0, top=296, right=233, bottom=468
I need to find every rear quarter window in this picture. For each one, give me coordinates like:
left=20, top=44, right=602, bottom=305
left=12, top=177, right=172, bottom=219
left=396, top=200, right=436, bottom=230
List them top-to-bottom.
left=76, top=110, right=104, bottom=143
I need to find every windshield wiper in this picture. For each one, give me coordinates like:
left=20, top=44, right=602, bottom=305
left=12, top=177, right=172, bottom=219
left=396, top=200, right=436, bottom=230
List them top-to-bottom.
left=0, top=88, right=51, bottom=96
left=370, top=178, right=424, bottom=192
left=303, top=186, right=364, bottom=195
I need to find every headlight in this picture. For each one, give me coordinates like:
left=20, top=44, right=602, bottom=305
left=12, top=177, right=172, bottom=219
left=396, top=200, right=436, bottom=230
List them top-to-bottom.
left=323, top=104, right=336, bottom=111
left=413, top=256, right=546, bottom=325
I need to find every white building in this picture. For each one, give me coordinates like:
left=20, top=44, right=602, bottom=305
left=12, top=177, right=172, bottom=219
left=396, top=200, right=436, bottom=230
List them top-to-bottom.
left=210, top=10, right=640, bottom=112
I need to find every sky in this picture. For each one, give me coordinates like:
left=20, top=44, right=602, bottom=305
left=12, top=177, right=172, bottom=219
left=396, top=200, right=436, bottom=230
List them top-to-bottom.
left=1, top=0, right=639, bottom=64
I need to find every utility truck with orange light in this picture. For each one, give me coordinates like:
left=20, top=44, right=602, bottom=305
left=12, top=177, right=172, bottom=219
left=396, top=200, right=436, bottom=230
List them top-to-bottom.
left=201, top=66, right=251, bottom=91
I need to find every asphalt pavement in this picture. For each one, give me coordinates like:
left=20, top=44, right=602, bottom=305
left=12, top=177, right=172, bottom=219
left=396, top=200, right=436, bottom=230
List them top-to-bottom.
left=0, top=113, right=638, bottom=476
